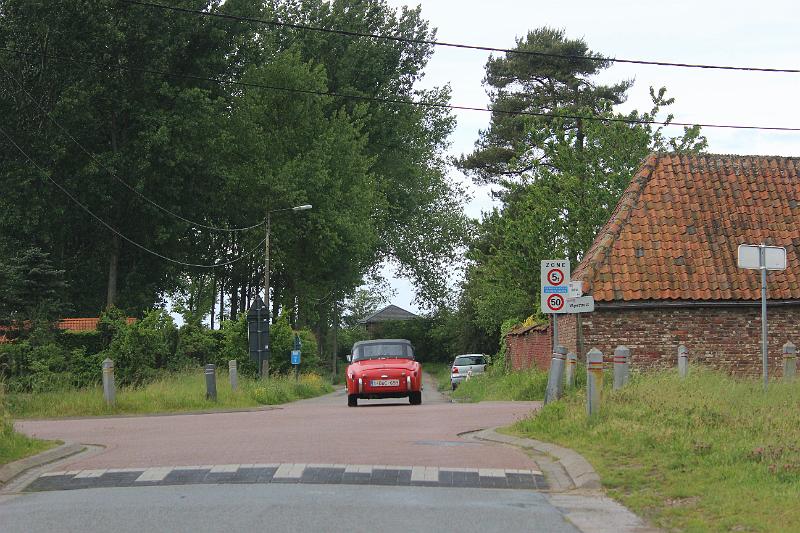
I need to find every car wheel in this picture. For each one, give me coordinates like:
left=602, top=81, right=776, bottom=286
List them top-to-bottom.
left=409, top=391, right=422, bottom=405
left=347, top=394, right=358, bottom=407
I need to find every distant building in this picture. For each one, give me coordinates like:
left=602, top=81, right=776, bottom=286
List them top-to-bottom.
left=555, top=153, right=800, bottom=376
left=359, top=305, right=420, bottom=337
left=0, top=317, right=136, bottom=343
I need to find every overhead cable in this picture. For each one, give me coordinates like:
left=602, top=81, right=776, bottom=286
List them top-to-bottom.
left=119, top=0, right=800, bottom=74
left=1, top=47, right=798, bottom=132
left=0, top=64, right=263, bottom=233
left=0, top=126, right=266, bottom=269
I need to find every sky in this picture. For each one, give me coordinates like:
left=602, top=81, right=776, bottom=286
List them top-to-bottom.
left=380, top=0, right=800, bottom=314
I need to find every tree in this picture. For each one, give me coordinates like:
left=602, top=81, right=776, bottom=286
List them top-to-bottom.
left=458, top=28, right=706, bottom=334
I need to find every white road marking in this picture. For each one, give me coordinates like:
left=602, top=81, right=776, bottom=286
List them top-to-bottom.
left=135, top=467, right=173, bottom=482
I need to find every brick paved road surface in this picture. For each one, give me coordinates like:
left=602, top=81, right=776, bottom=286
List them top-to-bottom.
left=17, top=374, right=541, bottom=471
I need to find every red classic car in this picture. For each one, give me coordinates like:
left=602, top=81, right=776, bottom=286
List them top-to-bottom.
left=346, top=339, right=422, bottom=407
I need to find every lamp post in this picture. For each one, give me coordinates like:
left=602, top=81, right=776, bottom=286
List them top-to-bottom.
left=260, top=204, right=312, bottom=378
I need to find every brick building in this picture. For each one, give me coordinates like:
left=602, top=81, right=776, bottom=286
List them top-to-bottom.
left=554, top=153, right=800, bottom=376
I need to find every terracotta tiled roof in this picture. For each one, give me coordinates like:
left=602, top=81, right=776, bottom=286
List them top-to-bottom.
left=573, top=153, right=800, bottom=302
left=58, top=318, right=136, bottom=331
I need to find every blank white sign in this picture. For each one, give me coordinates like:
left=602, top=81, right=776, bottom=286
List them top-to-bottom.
left=737, top=244, right=787, bottom=270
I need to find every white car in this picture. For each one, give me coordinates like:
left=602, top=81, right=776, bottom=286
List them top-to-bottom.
left=450, top=354, right=488, bottom=390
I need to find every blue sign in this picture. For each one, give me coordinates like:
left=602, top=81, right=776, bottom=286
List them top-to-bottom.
left=544, top=286, right=569, bottom=294
left=291, top=350, right=301, bottom=365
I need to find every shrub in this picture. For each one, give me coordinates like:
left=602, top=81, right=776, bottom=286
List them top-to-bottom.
left=100, top=309, right=178, bottom=386
left=218, top=315, right=257, bottom=376
left=176, top=324, right=218, bottom=367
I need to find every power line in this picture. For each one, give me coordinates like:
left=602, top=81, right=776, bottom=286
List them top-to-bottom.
left=119, top=0, right=800, bottom=75
left=2, top=46, right=799, bottom=132
left=0, top=64, right=263, bottom=233
left=0, top=126, right=266, bottom=269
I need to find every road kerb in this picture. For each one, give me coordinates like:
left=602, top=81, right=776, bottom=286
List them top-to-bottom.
left=471, top=428, right=601, bottom=491
left=0, top=442, right=85, bottom=487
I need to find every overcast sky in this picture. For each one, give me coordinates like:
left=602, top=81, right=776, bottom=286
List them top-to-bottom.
left=380, top=0, right=800, bottom=314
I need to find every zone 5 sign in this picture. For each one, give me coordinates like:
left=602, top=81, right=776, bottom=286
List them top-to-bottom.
left=541, top=260, right=570, bottom=314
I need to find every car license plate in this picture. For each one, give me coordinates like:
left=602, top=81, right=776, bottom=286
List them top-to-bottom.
left=370, top=379, right=399, bottom=387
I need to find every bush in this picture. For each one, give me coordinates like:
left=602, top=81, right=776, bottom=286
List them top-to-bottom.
left=100, top=309, right=178, bottom=386
left=218, top=315, right=256, bottom=376
left=176, top=324, right=218, bottom=367
left=59, top=330, right=103, bottom=356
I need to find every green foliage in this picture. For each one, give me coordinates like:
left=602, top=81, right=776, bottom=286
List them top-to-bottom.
left=458, top=27, right=707, bottom=335
left=99, top=309, right=178, bottom=386
left=218, top=315, right=257, bottom=375
left=176, top=324, right=218, bottom=367
left=59, top=330, right=103, bottom=356
left=6, top=370, right=334, bottom=419
left=512, top=370, right=800, bottom=532
left=0, top=385, right=55, bottom=466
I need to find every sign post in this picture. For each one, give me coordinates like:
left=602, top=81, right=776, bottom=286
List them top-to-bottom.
left=737, top=244, right=787, bottom=390
left=541, top=260, right=570, bottom=350
left=291, top=334, right=302, bottom=382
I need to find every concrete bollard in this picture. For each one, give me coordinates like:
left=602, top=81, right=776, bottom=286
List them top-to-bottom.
left=783, top=341, right=796, bottom=383
left=678, top=344, right=689, bottom=379
left=613, top=345, right=630, bottom=390
left=544, top=346, right=568, bottom=405
left=586, top=348, right=603, bottom=416
left=565, top=352, right=578, bottom=388
left=102, top=358, right=116, bottom=406
left=229, top=359, right=238, bottom=392
left=205, top=364, right=217, bottom=401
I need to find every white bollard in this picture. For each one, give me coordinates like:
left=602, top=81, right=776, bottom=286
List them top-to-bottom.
left=783, top=341, right=796, bottom=383
left=678, top=344, right=689, bottom=379
left=613, top=345, right=630, bottom=390
left=544, top=346, right=567, bottom=405
left=586, top=348, right=603, bottom=416
left=565, top=352, right=577, bottom=388
left=102, top=358, right=115, bottom=406
left=229, top=359, right=238, bottom=392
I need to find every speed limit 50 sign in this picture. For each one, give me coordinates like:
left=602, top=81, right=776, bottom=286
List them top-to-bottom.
left=541, top=260, right=570, bottom=314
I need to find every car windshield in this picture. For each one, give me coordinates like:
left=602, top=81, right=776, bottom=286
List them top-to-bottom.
left=353, top=343, right=414, bottom=362
left=454, top=355, right=485, bottom=366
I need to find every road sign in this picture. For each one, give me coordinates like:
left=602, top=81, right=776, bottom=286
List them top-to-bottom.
left=737, top=243, right=788, bottom=391
left=737, top=244, right=786, bottom=270
left=541, top=260, right=570, bottom=314
left=568, top=281, right=583, bottom=298
left=565, top=296, right=595, bottom=313
left=291, top=350, right=301, bottom=365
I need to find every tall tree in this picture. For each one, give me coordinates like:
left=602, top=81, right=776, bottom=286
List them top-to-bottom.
left=458, top=28, right=706, bottom=333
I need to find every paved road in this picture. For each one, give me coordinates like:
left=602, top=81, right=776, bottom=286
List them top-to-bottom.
left=17, top=373, right=541, bottom=471
left=0, top=484, right=581, bottom=533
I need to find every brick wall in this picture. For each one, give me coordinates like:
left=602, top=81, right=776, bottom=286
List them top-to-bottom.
left=576, top=304, right=800, bottom=376
left=506, top=324, right=552, bottom=371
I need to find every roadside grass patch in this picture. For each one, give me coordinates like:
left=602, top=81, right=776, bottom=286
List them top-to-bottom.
left=423, top=362, right=453, bottom=392
left=451, top=367, right=557, bottom=402
left=510, top=369, right=800, bottom=532
left=7, top=371, right=333, bottom=419
left=0, top=386, right=57, bottom=466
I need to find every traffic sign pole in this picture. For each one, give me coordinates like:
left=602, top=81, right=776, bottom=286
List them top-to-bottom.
left=760, top=245, right=768, bottom=391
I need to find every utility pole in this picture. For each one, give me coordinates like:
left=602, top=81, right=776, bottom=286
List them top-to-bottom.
left=262, top=211, right=271, bottom=379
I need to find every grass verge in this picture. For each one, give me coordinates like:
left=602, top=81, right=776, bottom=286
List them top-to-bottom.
left=424, top=362, right=453, bottom=392
left=450, top=368, right=553, bottom=402
left=510, top=369, right=800, bottom=532
left=7, top=371, right=334, bottom=419
left=1, top=388, right=57, bottom=467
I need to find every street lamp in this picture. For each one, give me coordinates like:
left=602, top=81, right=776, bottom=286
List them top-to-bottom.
left=259, top=203, right=313, bottom=378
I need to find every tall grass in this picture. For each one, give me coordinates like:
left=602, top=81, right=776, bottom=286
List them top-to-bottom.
left=512, top=369, right=800, bottom=532
left=7, top=371, right=333, bottom=419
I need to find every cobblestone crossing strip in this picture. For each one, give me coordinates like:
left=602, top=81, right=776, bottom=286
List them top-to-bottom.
left=26, top=464, right=548, bottom=492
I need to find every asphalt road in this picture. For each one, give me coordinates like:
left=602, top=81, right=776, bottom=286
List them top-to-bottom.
left=17, top=373, right=541, bottom=470
left=0, top=484, right=581, bottom=533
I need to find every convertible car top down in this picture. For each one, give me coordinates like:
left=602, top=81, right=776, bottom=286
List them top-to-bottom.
left=345, top=339, right=422, bottom=407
